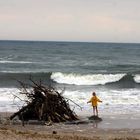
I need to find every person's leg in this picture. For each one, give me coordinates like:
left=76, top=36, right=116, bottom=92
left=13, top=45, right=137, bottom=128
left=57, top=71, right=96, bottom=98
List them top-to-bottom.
left=93, top=106, right=95, bottom=116
left=95, top=106, right=98, bottom=116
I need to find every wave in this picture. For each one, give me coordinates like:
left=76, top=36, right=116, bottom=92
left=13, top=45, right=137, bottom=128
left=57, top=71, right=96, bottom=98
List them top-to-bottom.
left=0, top=60, right=34, bottom=64
left=0, top=71, right=140, bottom=87
left=0, top=72, right=52, bottom=87
left=51, top=72, right=126, bottom=85
left=105, top=74, right=140, bottom=89
left=134, top=75, right=140, bottom=83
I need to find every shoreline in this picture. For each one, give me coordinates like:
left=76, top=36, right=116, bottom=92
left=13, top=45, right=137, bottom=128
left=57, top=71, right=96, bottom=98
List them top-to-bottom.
left=0, top=112, right=140, bottom=139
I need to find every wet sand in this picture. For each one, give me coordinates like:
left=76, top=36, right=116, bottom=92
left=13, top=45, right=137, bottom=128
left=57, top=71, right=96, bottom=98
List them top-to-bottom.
left=0, top=112, right=140, bottom=140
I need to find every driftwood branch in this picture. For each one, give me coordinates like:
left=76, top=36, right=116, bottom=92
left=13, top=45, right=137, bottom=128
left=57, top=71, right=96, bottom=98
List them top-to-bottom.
left=65, top=97, right=83, bottom=110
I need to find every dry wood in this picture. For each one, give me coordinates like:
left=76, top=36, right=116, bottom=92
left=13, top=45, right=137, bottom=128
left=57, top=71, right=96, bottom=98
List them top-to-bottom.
left=10, top=78, right=79, bottom=123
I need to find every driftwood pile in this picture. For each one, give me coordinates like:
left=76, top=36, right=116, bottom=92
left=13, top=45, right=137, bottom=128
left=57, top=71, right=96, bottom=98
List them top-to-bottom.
left=10, top=79, right=78, bottom=123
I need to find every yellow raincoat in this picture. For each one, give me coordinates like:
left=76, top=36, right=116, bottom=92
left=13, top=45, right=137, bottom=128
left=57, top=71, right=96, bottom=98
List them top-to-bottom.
left=89, top=96, right=102, bottom=107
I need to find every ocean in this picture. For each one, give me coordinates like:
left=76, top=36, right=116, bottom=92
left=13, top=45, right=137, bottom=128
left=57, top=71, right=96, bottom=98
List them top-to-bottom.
left=0, top=40, right=140, bottom=116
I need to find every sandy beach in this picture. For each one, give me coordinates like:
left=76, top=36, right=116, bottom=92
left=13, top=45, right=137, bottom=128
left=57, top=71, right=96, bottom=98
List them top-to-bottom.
left=0, top=112, right=140, bottom=140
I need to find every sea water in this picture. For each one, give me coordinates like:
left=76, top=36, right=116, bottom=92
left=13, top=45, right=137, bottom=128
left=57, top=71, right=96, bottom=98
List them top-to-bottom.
left=0, top=41, right=140, bottom=116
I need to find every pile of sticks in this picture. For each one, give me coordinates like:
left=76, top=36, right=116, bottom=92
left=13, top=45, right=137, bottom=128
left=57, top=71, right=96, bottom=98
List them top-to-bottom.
left=10, top=79, right=78, bottom=123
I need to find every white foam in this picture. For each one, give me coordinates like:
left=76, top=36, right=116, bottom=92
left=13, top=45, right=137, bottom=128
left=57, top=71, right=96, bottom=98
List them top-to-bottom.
left=0, top=60, right=34, bottom=64
left=51, top=72, right=126, bottom=85
left=134, top=74, right=140, bottom=83
left=0, top=87, right=140, bottom=114
left=0, top=88, right=27, bottom=112
left=0, top=88, right=27, bottom=101
left=59, top=88, right=140, bottom=116
left=67, top=88, right=140, bottom=115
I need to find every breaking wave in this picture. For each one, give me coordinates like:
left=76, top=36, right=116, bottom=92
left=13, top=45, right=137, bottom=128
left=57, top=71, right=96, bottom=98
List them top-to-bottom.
left=0, top=71, right=140, bottom=87
left=51, top=72, right=126, bottom=85
left=134, top=75, right=140, bottom=83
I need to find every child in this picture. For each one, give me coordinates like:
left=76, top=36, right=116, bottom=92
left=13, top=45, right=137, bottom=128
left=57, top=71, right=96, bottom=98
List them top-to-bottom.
left=87, top=92, right=102, bottom=117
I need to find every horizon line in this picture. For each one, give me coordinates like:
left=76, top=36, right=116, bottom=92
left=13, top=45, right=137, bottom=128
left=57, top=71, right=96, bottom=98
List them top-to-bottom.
left=0, top=39, right=140, bottom=44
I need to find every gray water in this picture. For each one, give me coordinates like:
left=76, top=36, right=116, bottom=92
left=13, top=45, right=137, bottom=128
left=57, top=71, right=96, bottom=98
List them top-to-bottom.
left=0, top=40, right=140, bottom=115
left=0, top=41, right=140, bottom=75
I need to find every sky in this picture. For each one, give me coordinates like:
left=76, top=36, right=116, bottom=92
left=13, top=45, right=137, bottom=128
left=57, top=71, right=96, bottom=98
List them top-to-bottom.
left=0, top=0, right=140, bottom=43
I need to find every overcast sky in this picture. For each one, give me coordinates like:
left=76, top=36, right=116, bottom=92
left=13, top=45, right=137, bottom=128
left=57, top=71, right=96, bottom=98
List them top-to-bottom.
left=0, top=0, right=140, bottom=43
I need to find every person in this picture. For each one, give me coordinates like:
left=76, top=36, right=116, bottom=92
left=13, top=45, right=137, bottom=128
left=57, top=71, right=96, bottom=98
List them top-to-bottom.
left=87, top=92, right=102, bottom=117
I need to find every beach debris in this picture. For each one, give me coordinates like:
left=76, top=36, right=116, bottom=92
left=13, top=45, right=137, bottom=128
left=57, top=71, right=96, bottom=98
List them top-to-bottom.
left=10, top=78, right=79, bottom=123
left=88, top=115, right=102, bottom=121
left=65, top=120, right=89, bottom=125
left=52, top=131, right=57, bottom=134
